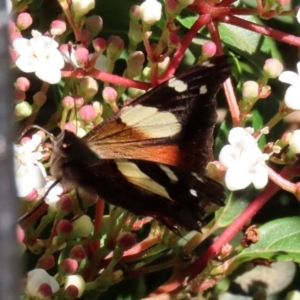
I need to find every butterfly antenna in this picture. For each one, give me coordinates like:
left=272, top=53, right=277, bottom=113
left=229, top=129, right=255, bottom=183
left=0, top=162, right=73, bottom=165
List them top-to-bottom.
left=19, top=125, right=55, bottom=143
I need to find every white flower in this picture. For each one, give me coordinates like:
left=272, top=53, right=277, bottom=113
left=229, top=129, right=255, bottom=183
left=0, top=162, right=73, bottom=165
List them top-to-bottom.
left=72, top=0, right=95, bottom=16
left=139, top=0, right=162, bottom=26
left=297, top=8, right=300, bottom=23
left=13, top=35, right=65, bottom=84
left=278, top=62, right=300, bottom=110
left=219, top=127, right=269, bottom=191
left=289, top=129, right=300, bottom=154
left=14, top=134, right=47, bottom=197
left=44, top=180, right=64, bottom=208
left=26, top=268, right=59, bottom=297
left=65, top=275, right=86, bottom=297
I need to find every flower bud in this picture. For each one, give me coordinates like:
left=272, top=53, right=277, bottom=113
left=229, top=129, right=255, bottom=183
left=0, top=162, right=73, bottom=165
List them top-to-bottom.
left=71, top=0, right=95, bottom=17
left=139, top=0, right=162, bottom=26
left=165, top=0, right=180, bottom=17
left=178, top=0, right=194, bottom=6
left=129, top=5, right=141, bottom=21
left=16, top=13, right=32, bottom=30
left=85, top=15, right=103, bottom=36
left=50, top=19, right=67, bottom=36
left=128, top=23, right=143, bottom=46
left=81, top=29, right=92, bottom=46
left=168, top=32, right=181, bottom=49
left=107, top=35, right=124, bottom=62
left=92, top=37, right=107, bottom=53
left=202, top=41, right=216, bottom=58
left=74, top=47, right=89, bottom=67
left=127, top=51, right=145, bottom=78
left=263, top=58, right=283, bottom=79
left=14, top=77, right=30, bottom=91
left=79, top=77, right=99, bottom=99
left=242, top=80, right=259, bottom=100
left=102, top=86, right=118, bottom=106
left=13, top=90, right=26, bottom=103
left=33, top=91, right=47, bottom=106
left=62, top=96, right=75, bottom=109
left=74, top=96, right=84, bottom=108
left=15, top=101, right=32, bottom=118
left=79, top=105, right=96, bottom=122
left=63, top=122, right=77, bottom=133
left=289, top=129, right=300, bottom=154
left=56, top=194, right=74, bottom=214
left=72, top=215, right=93, bottom=238
left=57, top=219, right=73, bottom=236
left=117, top=232, right=137, bottom=250
left=70, top=245, right=87, bottom=261
left=37, top=254, right=55, bottom=270
left=60, top=258, right=78, bottom=275
left=64, top=275, right=86, bottom=298
left=38, top=283, right=54, bottom=298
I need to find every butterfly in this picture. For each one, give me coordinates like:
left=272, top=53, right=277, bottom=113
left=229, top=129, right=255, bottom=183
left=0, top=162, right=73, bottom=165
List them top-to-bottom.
left=21, top=55, right=231, bottom=231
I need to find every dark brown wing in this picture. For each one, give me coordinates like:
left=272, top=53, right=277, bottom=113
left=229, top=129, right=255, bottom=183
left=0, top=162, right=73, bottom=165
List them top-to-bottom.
left=84, top=56, right=231, bottom=173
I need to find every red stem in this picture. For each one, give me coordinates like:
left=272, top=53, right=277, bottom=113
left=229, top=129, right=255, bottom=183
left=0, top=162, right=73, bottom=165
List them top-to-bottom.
left=159, top=14, right=211, bottom=81
left=62, top=69, right=151, bottom=90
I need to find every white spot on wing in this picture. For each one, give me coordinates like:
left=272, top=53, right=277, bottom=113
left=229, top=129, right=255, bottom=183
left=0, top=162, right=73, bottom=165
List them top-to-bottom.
left=201, top=61, right=215, bottom=67
left=168, top=77, right=188, bottom=92
left=199, top=85, right=207, bottom=94
left=120, top=105, right=181, bottom=138
left=116, top=161, right=172, bottom=200
left=159, top=164, right=178, bottom=182
left=192, top=172, right=204, bottom=182
left=190, top=189, right=198, bottom=197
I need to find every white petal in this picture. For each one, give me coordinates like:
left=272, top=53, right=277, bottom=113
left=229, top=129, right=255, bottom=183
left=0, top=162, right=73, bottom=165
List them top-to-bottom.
left=12, top=38, right=31, bottom=55
left=46, top=50, right=65, bottom=69
left=94, top=54, right=107, bottom=71
left=15, top=55, right=38, bottom=73
left=35, top=66, right=62, bottom=84
left=278, top=71, right=300, bottom=86
left=284, top=85, right=300, bottom=110
left=228, top=127, right=256, bottom=150
left=289, top=130, right=300, bottom=154
left=219, top=145, right=239, bottom=167
left=250, top=164, right=268, bottom=189
left=225, top=165, right=252, bottom=191
left=44, top=181, right=63, bottom=208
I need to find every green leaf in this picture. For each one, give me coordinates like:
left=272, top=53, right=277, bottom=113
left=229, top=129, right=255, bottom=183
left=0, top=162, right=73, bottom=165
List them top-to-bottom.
left=215, top=188, right=258, bottom=228
left=231, top=217, right=300, bottom=268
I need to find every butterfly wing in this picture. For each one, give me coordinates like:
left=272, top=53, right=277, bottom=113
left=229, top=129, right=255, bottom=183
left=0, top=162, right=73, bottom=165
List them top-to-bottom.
left=85, top=56, right=231, bottom=173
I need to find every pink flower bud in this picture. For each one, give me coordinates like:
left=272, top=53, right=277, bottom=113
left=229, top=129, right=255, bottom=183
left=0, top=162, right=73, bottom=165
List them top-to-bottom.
left=166, top=0, right=179, bottom=11
left=130, top=5, right=141, bottom=21
left=16, top=13, right=32, bottom=30
left=85, top=15, right=103, bottom=36
left=50, top=19, right=67, bottom=36
left=81, top=29, right=92, bottom=46
left=168, top=32, right=181, bottom=49
left=107, top=35, right=124, bottom=61
left=92, top=37, right=107, bottom=53
left=202, top=41, right=216, bottom=58
left=74, top=47, right=89, bottom=67
left=263, top=58, right=283, bottom=79
left=14, top=77, right=30, bottom=91
left=242, top=80, right=259, bottom=100
left=102, top=86, right=118, bottom=104
left=13, top=90, right=26, bottom=103
left=33, top=91, right=47, bottom=106
left=62, top=96, right=75, bottom=109
left=74, top=96, right=84, bottom=108
left=79, top=105, right=96, bottom=121
left=63, top=122, right=77, bottom=133
left=24, top=188, right=39, bottom=202
left=56, top=194, right=74, bottom=214
left=57, top=219, right=73, bottom=236
left=117, top=232, right=137, bottom=250
left=70, top=245, right=87, bottom=261
left=37, top=254, right=55, bottom=270
left=60, top=258, right=78, bottom=274
left=64, top=275, right=85, bottom=298
left=38, top=283, right=54, bottom=298
left=65, top=285, right=79, bottom=299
